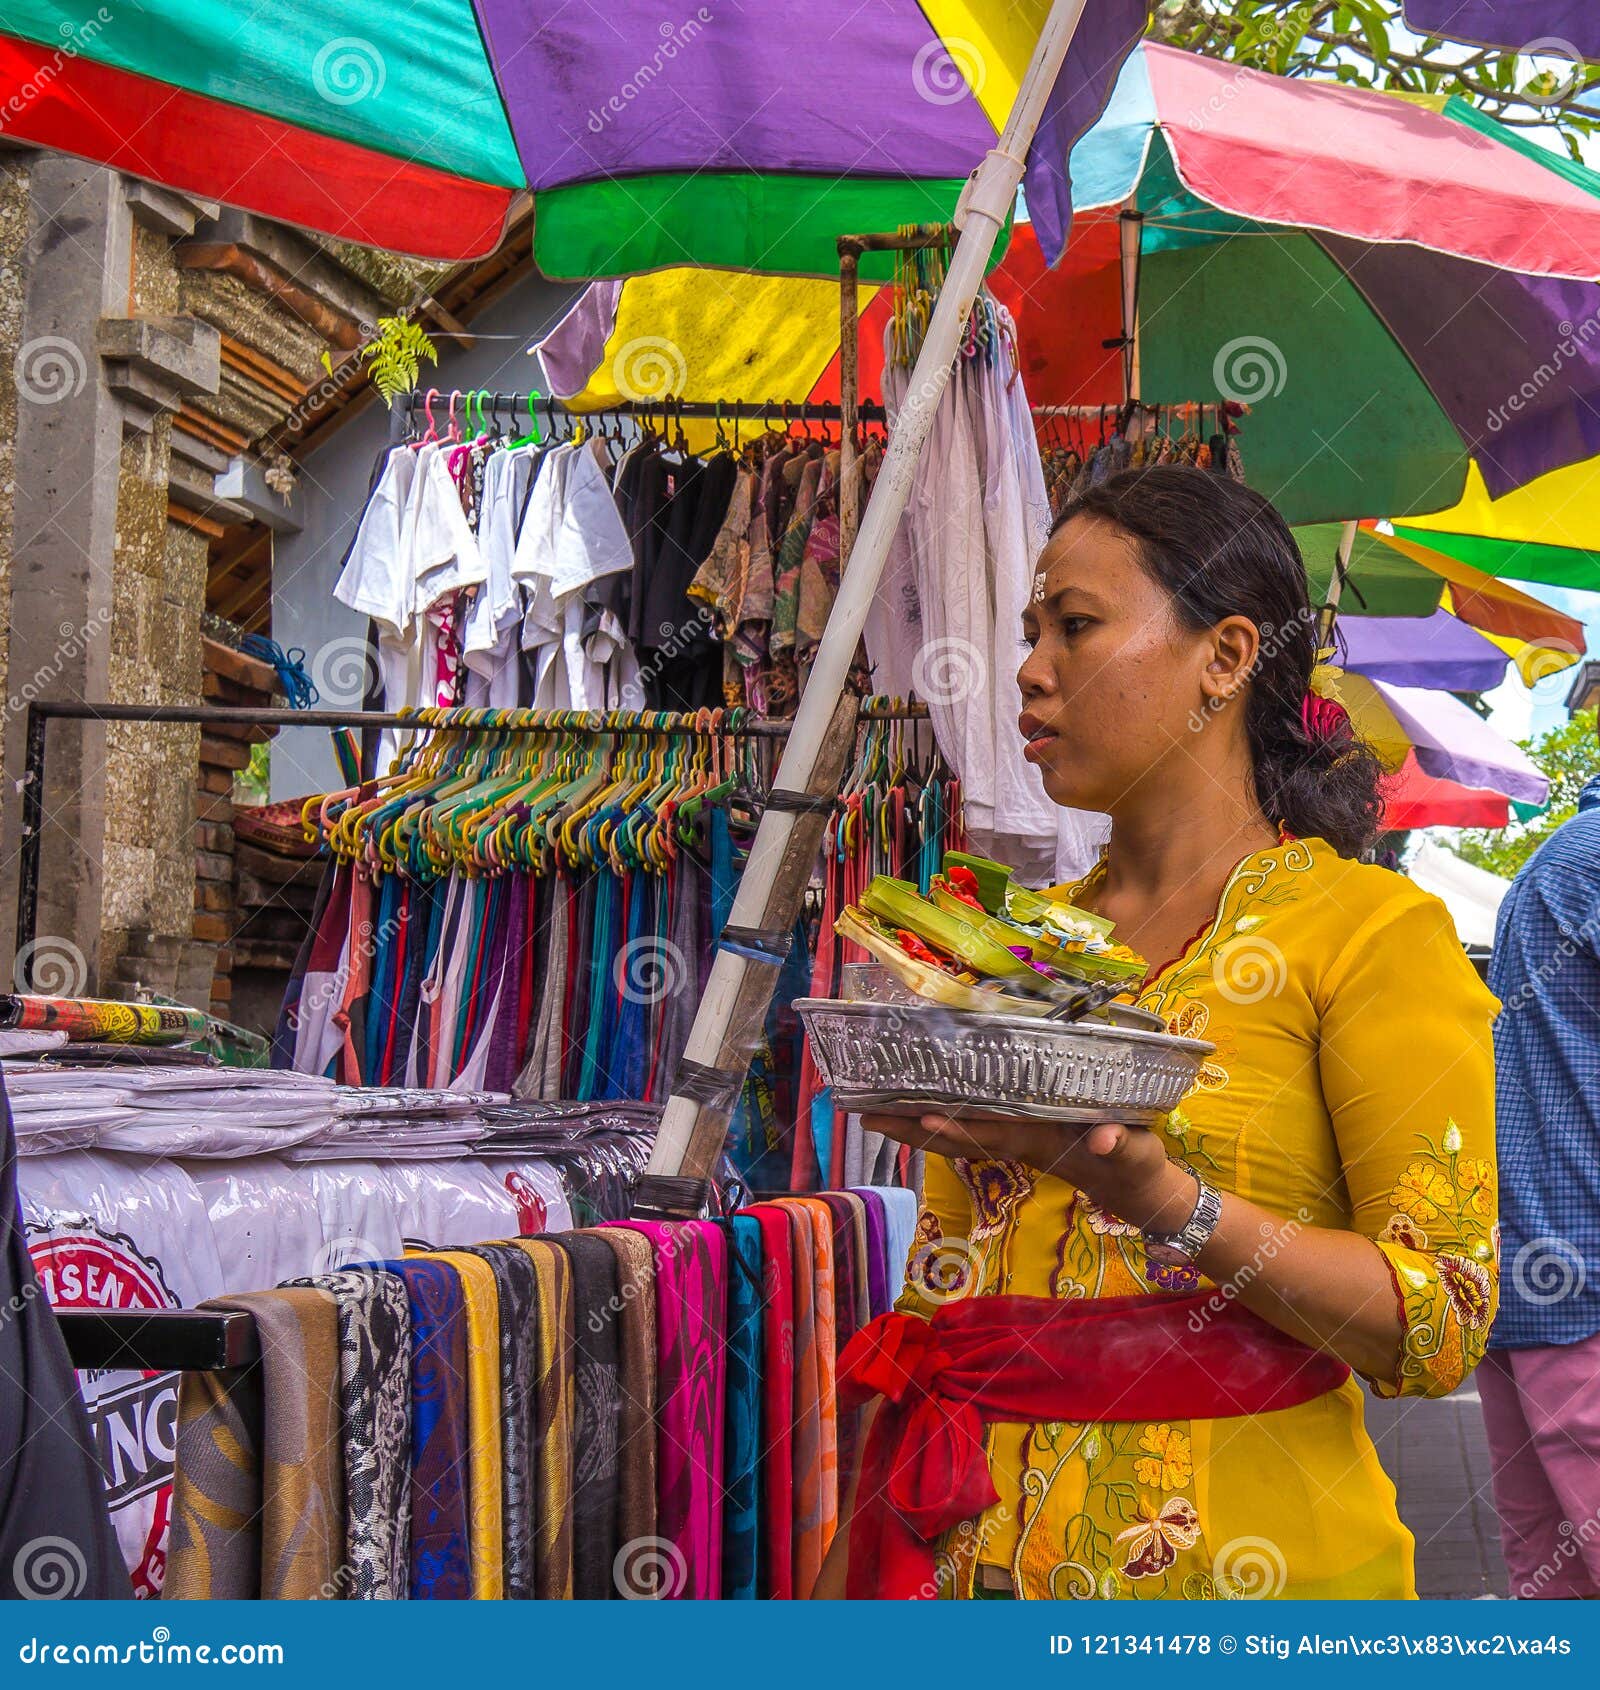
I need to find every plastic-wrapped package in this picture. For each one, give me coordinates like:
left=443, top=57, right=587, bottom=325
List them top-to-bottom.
left=19, top=1152, right=227, bottom=1597
left=385, top=1155, right=569, bottom=1249
left=180, top=1157, right=332, bottom=1293
left=307, top=1160, right=407, bottom=1268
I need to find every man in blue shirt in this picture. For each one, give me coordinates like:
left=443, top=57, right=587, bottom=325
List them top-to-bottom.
left=1482, top=772, right=1600, bottom=1599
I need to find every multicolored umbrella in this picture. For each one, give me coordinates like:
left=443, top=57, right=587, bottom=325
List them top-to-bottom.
left=0, top=0, right=1146, bottom=266
left=1403, top=2, right=1600, bottom=58
left=542, top=42, right=1600, bottom=522
left=1394, top=456, right=1600, bottom=591
left=1294, top=524, right=1588, bottom=686
left=1339, top=613, right=1511, bottom=693
left=1343, top=675, right=1550, bottom=809
left=1381, top=754, right=1521, bottom=832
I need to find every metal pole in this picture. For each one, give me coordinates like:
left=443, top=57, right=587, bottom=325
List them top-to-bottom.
left=642, top=0, right=1098, bottom=1199
left=838, top=243, right=861, bottom=563
left=9, top=698, right=928, bottom=986
left=14, top=704, right=47, bottom=976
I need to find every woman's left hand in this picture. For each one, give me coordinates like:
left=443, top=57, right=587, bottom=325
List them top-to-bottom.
left=862, top=1110, right=1198, bottom=1234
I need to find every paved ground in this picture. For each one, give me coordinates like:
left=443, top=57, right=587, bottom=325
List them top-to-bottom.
left=1364, top=1385, right=1509, bottom=1598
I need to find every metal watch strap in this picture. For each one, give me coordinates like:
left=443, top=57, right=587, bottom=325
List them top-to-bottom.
left=1142, top=1173, right=1223, bottom=1261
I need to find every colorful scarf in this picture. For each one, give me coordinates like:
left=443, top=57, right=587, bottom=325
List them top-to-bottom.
left=852, top=1188, right=891, bottom=1318
left=789, top=1197, right=839, bottom=1557
left=769, top=1200, right=822, bottom=1596
left=744, top=1205, right=795, bottom=1600
left=720, top=1216, right=765, bottom=1600
left=616, top=1221, right=728, bottom=1599
left=587, top=1225, right=658, bottom=1562
left=561, top=1233, right=622, bottom=1599
left=511, top=1240, right=575, bottom=1599
left=461, top=1244, right=540, bottom=1599
left=418, top=1251, right=504, bottom=1599
left=389, top=1258, right=472, bottom=1600
left=285, top=1268, right=412, bottom=1600
left=167, top=1287, right=343, bottom=1601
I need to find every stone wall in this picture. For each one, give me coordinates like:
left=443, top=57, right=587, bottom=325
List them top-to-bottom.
left=0, top=155, right=402, bottom=1006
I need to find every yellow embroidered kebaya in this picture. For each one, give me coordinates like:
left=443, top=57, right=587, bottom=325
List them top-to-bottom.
left=897, top=838, right=1499, bottom=1599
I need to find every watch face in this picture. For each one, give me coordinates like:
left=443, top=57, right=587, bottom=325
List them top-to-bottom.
left=1144, top=1240, right=1192, bottom=1267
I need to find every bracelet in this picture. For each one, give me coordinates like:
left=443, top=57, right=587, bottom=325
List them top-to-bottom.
left=1141, top=1169, right=1223, bottom=1262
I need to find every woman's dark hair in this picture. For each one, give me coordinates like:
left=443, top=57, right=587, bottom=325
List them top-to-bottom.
left=1051, top=465, right=1384, bottom=857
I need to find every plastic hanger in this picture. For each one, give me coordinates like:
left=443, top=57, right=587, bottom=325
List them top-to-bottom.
left=509, top=387, right=543, bottom=450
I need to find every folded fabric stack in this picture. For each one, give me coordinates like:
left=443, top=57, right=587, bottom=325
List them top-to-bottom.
left=283, top=1087, right=506, bottom=1162
left=165, top=1187, right=919, bottom=1601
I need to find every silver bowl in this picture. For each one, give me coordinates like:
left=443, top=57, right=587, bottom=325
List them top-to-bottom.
left=797, top=996, right=1214, bottom=1125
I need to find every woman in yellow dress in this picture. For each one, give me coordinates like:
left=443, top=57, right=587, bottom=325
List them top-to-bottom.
left=819, top=465, right=1498, bottom=1601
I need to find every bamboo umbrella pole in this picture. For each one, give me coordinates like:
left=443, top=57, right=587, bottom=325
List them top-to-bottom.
left=637, top=0, right=1099, bottom=1210
left=1319, top=520, right=1359, bottom=647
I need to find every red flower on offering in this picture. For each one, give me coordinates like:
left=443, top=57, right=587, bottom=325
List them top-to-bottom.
left=945, top=865, right=986, bottom=909
left=897, top=929, right=955, bottom=971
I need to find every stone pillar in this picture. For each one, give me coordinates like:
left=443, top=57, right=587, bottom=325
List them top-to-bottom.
left=0, top=159, right=218, bottom=993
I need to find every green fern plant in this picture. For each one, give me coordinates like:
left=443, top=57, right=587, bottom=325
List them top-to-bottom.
left=358, top=316, right=439, bottom=404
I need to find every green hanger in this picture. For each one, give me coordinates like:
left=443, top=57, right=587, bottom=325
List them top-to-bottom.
left=510, top=386, right=543, bottom=449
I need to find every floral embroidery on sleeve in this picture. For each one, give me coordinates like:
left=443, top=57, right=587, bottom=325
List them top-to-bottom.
left=1369, top=1120, right=1499, bottom=1399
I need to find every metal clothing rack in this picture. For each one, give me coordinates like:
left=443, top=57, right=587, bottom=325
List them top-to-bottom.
left=388, top=390, right=890, bottom=445
left=14, top=698, right=928, bottom=989
left=56, top=1308, right=261, bottom=1372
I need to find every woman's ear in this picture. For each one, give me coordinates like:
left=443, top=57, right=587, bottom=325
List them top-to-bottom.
left=1197, top=615, right=1260, bottom=708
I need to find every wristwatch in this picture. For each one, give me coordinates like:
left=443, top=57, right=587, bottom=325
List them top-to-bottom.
left=1142, top=1171, right=1223, bottom=1262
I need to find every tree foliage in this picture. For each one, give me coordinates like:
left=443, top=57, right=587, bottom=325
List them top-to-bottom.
left=1153, top=1, right=1600, bottom=157
left=1452, top=711, right=1600, bottom=877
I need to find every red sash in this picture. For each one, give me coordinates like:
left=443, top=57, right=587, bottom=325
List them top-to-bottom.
left=836, top=1293, right=1351, bottom=1599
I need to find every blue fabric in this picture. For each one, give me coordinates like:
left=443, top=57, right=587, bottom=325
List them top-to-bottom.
left=1488, top=774, right=1600, bottom=1348
left=607, top=867, right=651, bottom=1100
left=581, top=868, right=620, bottom=1099
left=365, top=872, right=404, bottom=1082
left=720, top=1215, right=764, bottom=1599
left=387, top=1258, right=472, bottom=1599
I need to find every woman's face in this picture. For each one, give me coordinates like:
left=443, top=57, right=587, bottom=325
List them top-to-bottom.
left=1018, top=515, right=1236, bottom=814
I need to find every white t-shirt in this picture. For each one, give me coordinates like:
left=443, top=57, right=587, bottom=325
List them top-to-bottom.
left=332, top=448, right=418, bottom=637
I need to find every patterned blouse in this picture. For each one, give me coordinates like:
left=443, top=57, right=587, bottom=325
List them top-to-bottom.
left=898, top=837, right=1499, bottom=1600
